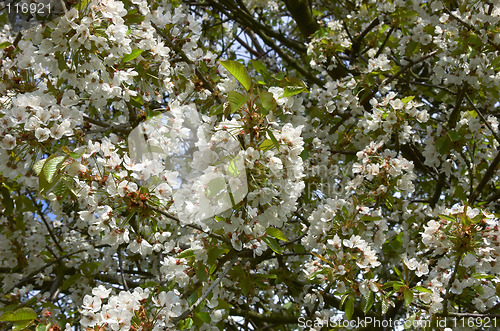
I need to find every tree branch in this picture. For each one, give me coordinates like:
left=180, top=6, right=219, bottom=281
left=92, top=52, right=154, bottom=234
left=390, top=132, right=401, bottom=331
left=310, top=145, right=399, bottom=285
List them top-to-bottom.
left=282, top=0, right=320, bottom=39
left=468, top=148, right=500, bottom=205
left=146, top=203, right=231, bottom=244
left=172, top=256, right=237, bottom=324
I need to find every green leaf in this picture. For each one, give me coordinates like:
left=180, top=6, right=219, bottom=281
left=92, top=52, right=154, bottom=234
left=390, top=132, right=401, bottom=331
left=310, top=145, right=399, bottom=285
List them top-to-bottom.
left=124, top=13, right=145, bottom=25
left=406, top=40, right=420, bottom=55
left=0, top=41, right=12, bottom=49
left=122, top=49, right=144, bottom=62
left=220, top=60, right=252, bottom=91
left=249, top=60, right=270, bottom=81
left=279, top=77, right=309, bottom=97
left=283, top=85, right=308, bottom=97
left=227, top=91, right=249, bottom=114
left=259, top=91, right=276, bottom=113
left=130, top=95, right=144, bottom=108
left=401, top=96, right=415, bottom=104
left=209, top=103, right=224, bottom=116
left=267, top=130, right=280, bottom=150
left=448, top=130, right=462, bottom=142
left=435, top=135, right=452, bottom=154
left=259, top=139, right=275, bottom=151
left=300, top=148, right=309, bottom=161
left=42, top=155, right=67, bottom=184
left=227, top=156, right=242, bottom=177
left=33, top=159, right=47, bottom=176
left=205, top=177, right=226, bottom=198
left=1, top=186, right=14, bottom=215
left=360, top=215, right=381, bottom=222
left=439, top=215, right=456, bottom=223
left=265, top=227, right=289, bottom=242
left=261, top=236, right=282, bottom=254
left=177, top=248, right=196, bottom=259
left=79, top=261, right=101, bottom=277
left=195, top=262, right=208, bottom=282
left=393, top=266, right=404, bottom=282
left=61, top=273, right=82, bottom=291
left=254, top=273, right=278, bottom=279
left=240, top=276, right=251, bottom=296
left=393, top=281, right=406, bottom=291
left=413, top=286, right=432, bottom=293
left=404, top=288, right=413, bottom=307
left=188, top=289, right=200, bottom=306
left=363, top=291, right=375, bottom=314
left=339, top=293, right=351, bottom=309
left=344, top=297, right=355, bottom=320
left=381, top=298, right=391, bottom=315
left=0, top=307, right=37, bottom=322
left=196, top=311, right=211, bottom=324
left=181, top=317, right=194, bottom=329
left=13, top=320, right=33, bottom=330
left=37, top=324, right=47, bottom=331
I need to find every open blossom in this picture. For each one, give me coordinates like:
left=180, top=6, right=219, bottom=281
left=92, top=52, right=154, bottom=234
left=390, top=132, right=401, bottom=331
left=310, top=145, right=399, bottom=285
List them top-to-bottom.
left=1, top=0, right=499, bottom=328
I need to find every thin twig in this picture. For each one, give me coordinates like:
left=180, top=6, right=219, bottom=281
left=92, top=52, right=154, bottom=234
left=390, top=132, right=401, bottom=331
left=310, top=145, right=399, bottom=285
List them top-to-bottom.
left=375, top=26, right=395, bottom=58
left=464, top=93, right=500, bottom=145
left=468, top=148, right=500, bottom=205
left=28, top=192, right=64, bottom=253
left=146, top=203, right=230, bottom=244
left=118, top=246, right=129, bottom=291
left=1, top=247, right=96, bottom=297
left=443, top=253, right=462, bottom=316
left=172, top=256, right=237, bottom=324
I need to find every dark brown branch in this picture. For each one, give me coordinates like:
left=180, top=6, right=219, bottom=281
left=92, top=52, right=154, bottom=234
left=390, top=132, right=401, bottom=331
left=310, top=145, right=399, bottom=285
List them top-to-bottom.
left=214, top=0, right=307, bottom=53
left=282, top=0, right=320, bottom=39
left=351, top=18, right=380, bottom=58
left=375, top=26, right=395, bottom=58
left=245, top=29, right=266, bottom=57
left=234, top=35, right=263, bottom=58
left=448, top=85, right=466, bottom=129
left=468, top=149, right=500, bottom=204
left=430, top=173, right=446, bottom=208
left=1, top=247, right=104, bottom=297
left=443, top=253, right=462, bottom=316
left=230, top=308, right=299, bottom=324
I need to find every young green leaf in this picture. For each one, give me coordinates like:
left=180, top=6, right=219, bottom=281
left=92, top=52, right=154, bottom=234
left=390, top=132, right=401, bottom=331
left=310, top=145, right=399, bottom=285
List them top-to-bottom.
left=122, top=49, right=144, bottom=62
left=249, top=59, right=270, bottom=81
left=220, top=60, right=252, bottom=91
left=227, top=91, right=249, bottom=114
left=259, top=91, right=277, bottom=112
left=401, top=96, right=415, bottom=104
left=267, top=130, right=280, bottom=150
left=259, top=139, right=275, bottom=151
left=42, top=155, right=67, bottom=184
left=33, top=159, right=47, bottom=176
left=265, top=227, right=289, bottom=242
left=261, top=236, right=282, bottom=254
left=177, top=248, right=196, bottom=259
left=413, top=286, right=432, bottom=293
left=404, top=288, right=413, bottom=307
left=363, top=291, right=375, bottom=314
left=344, top=297, right=355, bottom=320
left=0, top=307, right=37, bottom=322
left=196, top=311, right=211, bottom=324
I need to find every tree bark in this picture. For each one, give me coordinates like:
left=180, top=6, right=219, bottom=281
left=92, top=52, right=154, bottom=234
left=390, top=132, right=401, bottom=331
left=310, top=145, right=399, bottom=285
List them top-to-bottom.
left=283, top=0, right=319, bottom=39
